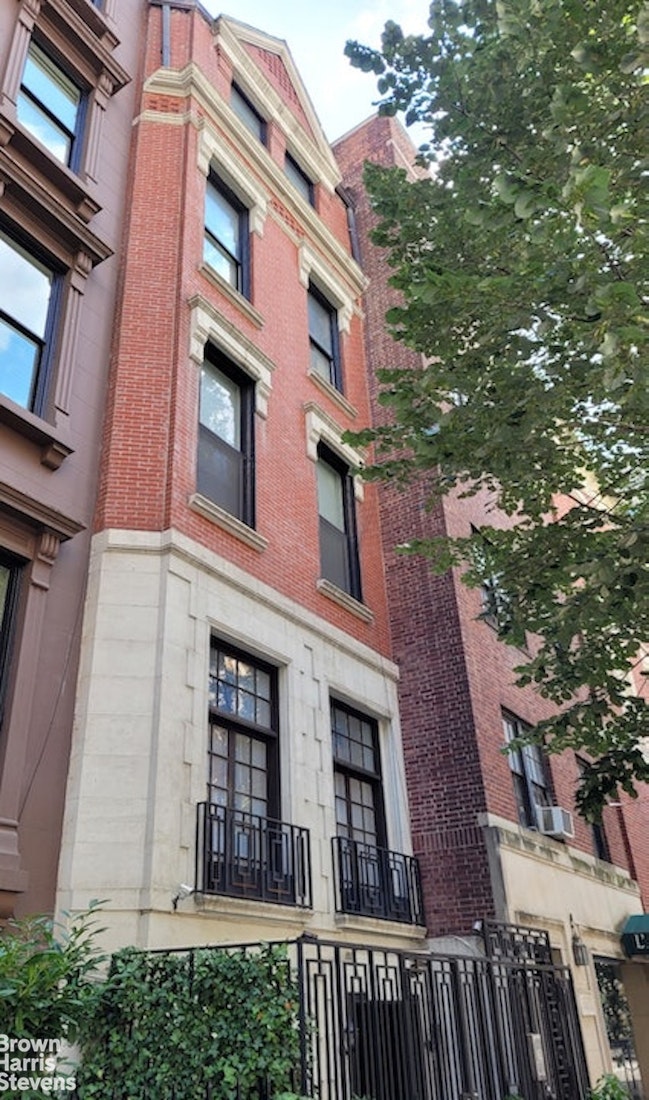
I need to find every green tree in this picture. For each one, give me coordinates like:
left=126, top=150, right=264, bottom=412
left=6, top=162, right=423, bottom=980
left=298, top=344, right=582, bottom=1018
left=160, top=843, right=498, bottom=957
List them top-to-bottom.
left=345, top=0, right=649, bottom=818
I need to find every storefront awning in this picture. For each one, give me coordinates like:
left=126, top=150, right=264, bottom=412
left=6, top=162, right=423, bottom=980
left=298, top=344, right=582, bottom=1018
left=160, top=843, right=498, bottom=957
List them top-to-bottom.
left=621, top=914, right=649, bottom=957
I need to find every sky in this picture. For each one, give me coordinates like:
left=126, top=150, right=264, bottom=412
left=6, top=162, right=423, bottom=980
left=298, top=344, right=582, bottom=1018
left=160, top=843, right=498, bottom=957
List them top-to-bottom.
left=204, top=0, right=431, bottom=142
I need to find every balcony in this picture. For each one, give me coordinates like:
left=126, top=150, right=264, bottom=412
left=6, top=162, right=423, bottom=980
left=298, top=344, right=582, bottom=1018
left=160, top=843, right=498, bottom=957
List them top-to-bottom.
left=196, top=802, right=312, bottom=908
left=332, top=836, right=424, bottom=925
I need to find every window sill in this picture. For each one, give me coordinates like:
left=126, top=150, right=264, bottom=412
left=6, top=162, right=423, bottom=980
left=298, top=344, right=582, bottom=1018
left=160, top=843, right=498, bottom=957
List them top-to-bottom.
left=5, top=121, right=101, bottom=222
left=199, top=263, right=264, bottom=329
left=308, top=368, right=357, bottom=419
left=0, top=396, right=74, bottom=469
left=189, top=493, right=268, bottom=551
left=316, top=578, right=373, bottom=622
left=334, top=912, right=426, bottom=941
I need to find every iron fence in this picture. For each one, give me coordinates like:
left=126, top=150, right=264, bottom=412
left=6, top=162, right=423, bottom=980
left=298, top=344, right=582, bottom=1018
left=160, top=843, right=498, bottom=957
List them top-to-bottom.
left=332, top=835, right=424, bottom=924
left=71, top=933, right=591, bottom=1100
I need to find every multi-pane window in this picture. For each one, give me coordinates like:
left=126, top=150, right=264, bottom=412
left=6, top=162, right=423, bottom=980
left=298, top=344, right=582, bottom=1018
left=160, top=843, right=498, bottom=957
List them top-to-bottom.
left=17, top=43, right=83, bottom=167
left=230, top=84, right=266, bottom=143
left=285, top=152, right=314, bottom=205
left=204, top=176, right=249, bottom=296
left=0, top=230, right=56, bottom=413
left=308, top=285, right=342, bottom=390
left=197, top=349, right=255, bottom=525
left=316, top=445, right=361, bottom=600
left=0, top=553, right=21, bottom=728
left=208, top=641, right=278, bottom=819
left=332, top=702, right=385, bottom=848
left=503, top=712, right=551, bottom=829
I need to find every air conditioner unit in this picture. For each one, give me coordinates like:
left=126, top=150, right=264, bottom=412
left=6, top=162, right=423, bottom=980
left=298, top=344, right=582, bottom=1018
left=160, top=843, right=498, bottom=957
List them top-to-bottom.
left=537, top=805, right=574, bottom=840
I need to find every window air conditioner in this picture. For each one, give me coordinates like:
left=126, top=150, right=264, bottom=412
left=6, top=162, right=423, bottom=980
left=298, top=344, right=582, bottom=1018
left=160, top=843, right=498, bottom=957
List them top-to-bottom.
left=537, top=805, right=574, bottom=840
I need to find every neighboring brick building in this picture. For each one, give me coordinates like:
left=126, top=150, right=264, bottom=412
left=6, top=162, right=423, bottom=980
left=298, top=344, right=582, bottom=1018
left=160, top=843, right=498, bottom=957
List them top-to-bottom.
left=0, top=0, right=138, bottom=918
left=57, top=6, right=423, bottom=957
left=335, top=112, right=649, bottom=1095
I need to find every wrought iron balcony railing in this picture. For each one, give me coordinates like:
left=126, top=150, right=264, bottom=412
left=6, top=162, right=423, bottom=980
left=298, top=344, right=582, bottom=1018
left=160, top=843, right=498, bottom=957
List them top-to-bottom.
left=196, top=802, right=312, bottom=908
left=332, top=835, right=423, bottom=925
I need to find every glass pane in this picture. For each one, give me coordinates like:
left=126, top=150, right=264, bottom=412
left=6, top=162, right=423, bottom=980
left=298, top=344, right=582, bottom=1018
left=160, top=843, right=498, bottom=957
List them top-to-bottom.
left=22, top=45, right=80, bottom=133
left=231, top=85, right=264, bottom=141
left=16, top=93, right=71, bottom=163
left=285, top=155, right=312, bottom=202
left=205, top=183, right=240, bottom=259
left=0, top=233, right=52, bottom=336
left=203, top=235, right=238, bottom=286
left=308, top=292, right=333, bottom=354
left=0, top=318, right=39, bottom=408
left=310, top=342, right=333, bottom=383
left=200, top=362, right=240, bottom=447
left=317, top=459, right=344, bottom=530
left=219, top=652, right=238, bottom=683
left=238, top=661, right=254, bottom=693
left=256, top=669, right=271, bottom=700
left=217, top=681, right=236, bottom=713
left=238, top=690, right=255, bottom=721
left=256, top=699, right=271, bottom=728
left=210, top=725, right=228, bottom=756
left=235, top=734, right=250, bottom=763
left=351, top=739, right=363, bottom=767
left=251, top=740, right=266, bottom=768
left=234, top=762, right=251, bottom=794
left=252, top=769, right=266, bottom=798
left=335, top=795, right=348, bottom=829
left=251, top=797, right=267, bottom=818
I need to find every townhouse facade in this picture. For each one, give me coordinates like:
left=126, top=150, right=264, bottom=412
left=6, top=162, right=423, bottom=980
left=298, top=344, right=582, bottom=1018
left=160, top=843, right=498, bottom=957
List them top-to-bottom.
left=0, top=0, right=138, bottom=919
left=55, top=4, right=424, bottom=957
left=335, top=112, right=649, bottom=1096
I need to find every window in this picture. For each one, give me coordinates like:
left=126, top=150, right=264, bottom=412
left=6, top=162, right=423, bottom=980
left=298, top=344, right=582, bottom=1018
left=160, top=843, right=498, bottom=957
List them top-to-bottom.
left=17, top=43, right=83, bottom=167
left=230, top=83, right=266, bottom=143
left=285, top=152, right=314, bottom=205
left=204, top=175, right=249, bottom=296
left=0, top=230, right=57, bottom=413
left=308, top=284, right=342, bottom=390
left=197, top=349, right=255, bottom=526
left=316, top=445, right=361, bottom=600
left=0, top=553, right=21, bottom=729
left=198, top=640, right=312, bottom=906
left=207, top=641, right=278, bottom=820
left=332, top=701, right=385, bottom=850
left=503, top=713, right=551, bottom=828
left=577, top=758, right=611, bottom=861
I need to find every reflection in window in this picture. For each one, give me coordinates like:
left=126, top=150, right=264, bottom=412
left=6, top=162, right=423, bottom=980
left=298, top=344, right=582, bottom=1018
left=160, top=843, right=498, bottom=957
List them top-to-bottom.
left=17, top=43, right=82, bottom=166
left=204, top=177, right=248, bottom=295
left=0, top=231, right=54, bottom=410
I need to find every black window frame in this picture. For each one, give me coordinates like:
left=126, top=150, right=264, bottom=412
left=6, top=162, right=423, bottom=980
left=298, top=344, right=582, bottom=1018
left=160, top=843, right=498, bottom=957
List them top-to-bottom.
left=17, top=40, right=86, bottom=171
left=230, top=83, right=266, bottom=145
left=285, top=152, right=314, bottom=206
left=204, top=173, right=250, bottom=298
left=0, top=225, right=62, bottom=417
left=308, top=283, right=342, bottom=391
left=197, top=347, right=255, bottom=527
left=316, top=443, right=362, bottom=602
left=0, top=552, right=23, bottom=731
left=207, top=638, right=280, bottom=820
left=332, top=699, right=386, bottom=849
left=503, top=712, right=552, bottom=829
left=577, top=757, right=611, bottom=861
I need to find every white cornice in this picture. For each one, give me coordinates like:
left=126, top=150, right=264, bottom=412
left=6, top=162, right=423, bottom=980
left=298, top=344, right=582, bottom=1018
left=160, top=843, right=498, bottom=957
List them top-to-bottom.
left=142, top=64, right=367, bottom=301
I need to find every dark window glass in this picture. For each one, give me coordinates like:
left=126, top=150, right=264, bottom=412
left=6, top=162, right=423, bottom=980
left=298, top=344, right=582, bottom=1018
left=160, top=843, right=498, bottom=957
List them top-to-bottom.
left=17, top=43, right=82, bottom=166
left=230, top=84, right=265, bottom=143
left=285, top=152, right=313, bottom=205
left=204, top=176, right=249, bottom=296
left=0, top=230, right=55, bottom=413
left=308, top=285, right=342, bottom=390
left=197, top=350, right=255, bottom=525
left=316, top=446, right=361, bottom=600
left=0, top=553, right=22, bottom=728
left=208, top=641, right=278, bottom=818
left=332, top=701, right=385, bottom=848
left=503, top=712, right=551, bottom=828
left=577, top=758, right=611, bottom=861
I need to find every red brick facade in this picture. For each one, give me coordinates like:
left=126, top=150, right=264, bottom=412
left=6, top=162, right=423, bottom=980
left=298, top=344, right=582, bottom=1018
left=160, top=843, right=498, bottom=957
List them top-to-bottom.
left=335, top=115, right=649, bottom=933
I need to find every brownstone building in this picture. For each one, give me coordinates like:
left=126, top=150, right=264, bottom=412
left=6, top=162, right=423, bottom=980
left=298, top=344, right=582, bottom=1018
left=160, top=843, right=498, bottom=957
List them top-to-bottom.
left=0, top=0, right=139, bottom=918
left=335, top=112, right=649, bottom=1096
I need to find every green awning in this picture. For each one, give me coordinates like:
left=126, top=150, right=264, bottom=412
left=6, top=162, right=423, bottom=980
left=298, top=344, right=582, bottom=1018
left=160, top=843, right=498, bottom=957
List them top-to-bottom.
left=621, top=914, right=649, bottom=957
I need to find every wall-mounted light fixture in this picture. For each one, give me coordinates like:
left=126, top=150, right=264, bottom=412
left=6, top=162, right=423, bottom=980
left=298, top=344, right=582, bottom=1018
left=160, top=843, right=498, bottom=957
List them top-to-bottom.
left=570, top=914, right=589, bottom=967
